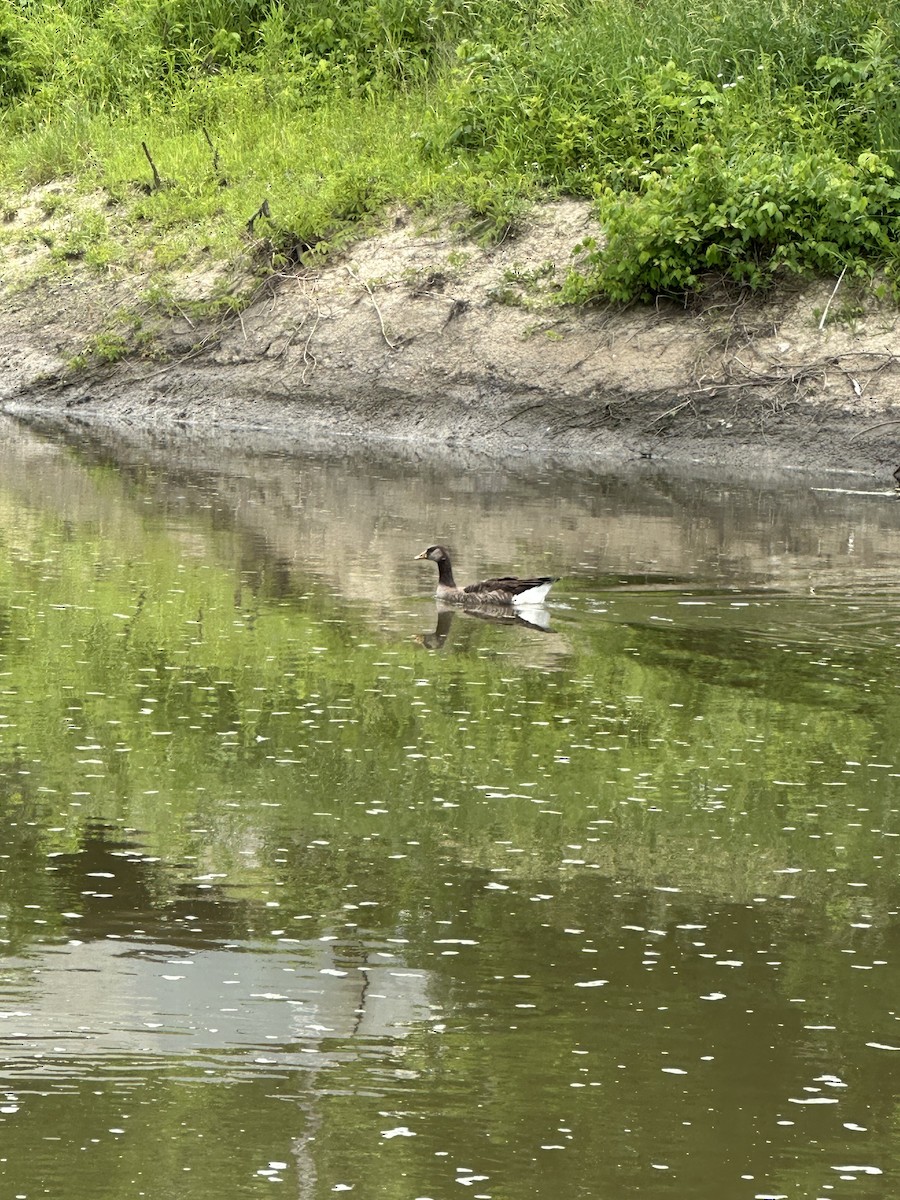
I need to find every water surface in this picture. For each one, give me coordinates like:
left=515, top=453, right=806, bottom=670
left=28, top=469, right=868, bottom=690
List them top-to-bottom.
left=0, top=417, right=899, bottom=1199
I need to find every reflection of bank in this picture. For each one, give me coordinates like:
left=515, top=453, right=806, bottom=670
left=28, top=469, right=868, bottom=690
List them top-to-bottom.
left=0, top=932, right=436, bottom=1192
left=0, top=935, right=434, bottom=1065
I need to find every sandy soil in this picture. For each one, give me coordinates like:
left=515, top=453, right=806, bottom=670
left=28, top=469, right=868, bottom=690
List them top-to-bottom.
left=1, top=196, right=900, bottom=479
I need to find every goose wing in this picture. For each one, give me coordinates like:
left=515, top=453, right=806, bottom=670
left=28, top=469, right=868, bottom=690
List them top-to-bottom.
left=462, top=575, right=557, bottom=604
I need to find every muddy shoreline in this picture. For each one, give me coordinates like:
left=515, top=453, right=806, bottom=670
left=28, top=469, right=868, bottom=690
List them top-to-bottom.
left=2, top=199, right=900, bottom=480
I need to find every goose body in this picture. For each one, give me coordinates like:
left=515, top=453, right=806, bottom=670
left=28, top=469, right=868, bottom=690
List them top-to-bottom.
left=415, top=545, right=557, bottom=607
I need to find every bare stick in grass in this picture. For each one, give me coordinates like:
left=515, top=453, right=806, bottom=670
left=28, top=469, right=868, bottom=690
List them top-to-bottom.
left=201, top=127, right=227, bottom=186
left=141, top=141, right=163, bottom=191
left=246, top=199, right=271, bottom=236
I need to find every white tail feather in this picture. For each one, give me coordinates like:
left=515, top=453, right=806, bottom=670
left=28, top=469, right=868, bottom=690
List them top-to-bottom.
left=513, top=581, right=554, bottom=606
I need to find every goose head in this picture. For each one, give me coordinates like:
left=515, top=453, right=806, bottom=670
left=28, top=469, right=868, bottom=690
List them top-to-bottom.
left=414, top=545, right=450, bottom=563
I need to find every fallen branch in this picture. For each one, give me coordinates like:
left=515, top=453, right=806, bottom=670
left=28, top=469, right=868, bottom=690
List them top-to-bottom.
left=818, top=265, right=847, bottom=330
left=345, top=266, right=398, bottom=350
left=301, top=306, right=322, bottom=385
left=644, top=396, right=696, bottom=428
left=848, top=418, right=900, bottom=443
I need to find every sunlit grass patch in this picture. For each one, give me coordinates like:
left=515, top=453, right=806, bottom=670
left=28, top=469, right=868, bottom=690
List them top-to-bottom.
left=3, top=0, right=900, bottom=299
left=0, top=93, right=447, bottom=280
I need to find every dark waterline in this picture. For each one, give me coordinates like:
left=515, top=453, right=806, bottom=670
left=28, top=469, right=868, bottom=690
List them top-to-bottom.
left=0, top=415, right=898, bottom=1200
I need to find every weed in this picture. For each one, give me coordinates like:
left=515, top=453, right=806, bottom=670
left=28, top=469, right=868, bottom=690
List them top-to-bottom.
left=39, top=192, right=65, bottom=218
left=47, top=209, right=119, bottom=269
left=446, top=250, right=471, bottom=271
left=504, top=260, right=554, bottom=282
left=487, top=285, right=522, bottom=307
left=69, top=331, right=130, bottom=370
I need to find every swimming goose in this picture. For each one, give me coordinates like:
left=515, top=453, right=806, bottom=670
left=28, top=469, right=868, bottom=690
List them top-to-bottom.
left=414, top=545, right=557, bottom=606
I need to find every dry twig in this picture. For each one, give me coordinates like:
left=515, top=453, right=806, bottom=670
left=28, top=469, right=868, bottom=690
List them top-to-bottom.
left=141, top=141, right=163, bottom=191
left=818, top=265, right=847, bottom=330
left=345, top=266, right=398, bottom=350
left=644, top=396, right=696, bottom=428
left=848, top=418, right=900, bottom=443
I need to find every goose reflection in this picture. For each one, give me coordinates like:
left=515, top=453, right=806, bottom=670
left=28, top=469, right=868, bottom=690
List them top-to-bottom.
left=417, top=602, right=553, bottom=650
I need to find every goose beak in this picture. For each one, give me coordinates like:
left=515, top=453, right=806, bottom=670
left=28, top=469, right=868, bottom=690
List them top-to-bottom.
left=413, top=550, right=428, bottom=560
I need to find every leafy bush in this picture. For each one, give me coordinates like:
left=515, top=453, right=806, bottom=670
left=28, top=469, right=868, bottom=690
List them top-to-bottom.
left=558, top=26, right=900, bottom=299
left=564, top=143, right=900, bottom=301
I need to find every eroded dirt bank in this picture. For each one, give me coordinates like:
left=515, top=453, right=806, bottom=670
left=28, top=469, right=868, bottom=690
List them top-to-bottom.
left=2, top=198, right=900, bottom=477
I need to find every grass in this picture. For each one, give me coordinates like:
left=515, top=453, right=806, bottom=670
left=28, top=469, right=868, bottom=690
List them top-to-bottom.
left=3, top=0, right=900, bottom=300
left=2, top=96, right=437, bottom=264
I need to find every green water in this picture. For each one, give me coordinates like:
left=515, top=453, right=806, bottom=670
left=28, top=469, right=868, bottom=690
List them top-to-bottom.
left=1, top=417, right=899, bottom=1199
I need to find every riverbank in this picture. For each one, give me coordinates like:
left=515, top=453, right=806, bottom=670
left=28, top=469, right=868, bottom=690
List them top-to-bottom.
left=2, top=196, right=900, bottom=479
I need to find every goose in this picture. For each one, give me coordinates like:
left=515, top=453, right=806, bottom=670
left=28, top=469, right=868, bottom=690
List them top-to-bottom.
left=414, top=545, right=557, bottom=606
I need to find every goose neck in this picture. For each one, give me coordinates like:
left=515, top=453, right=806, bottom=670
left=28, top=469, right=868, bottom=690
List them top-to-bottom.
left=435, top=557, right=456, bottom=589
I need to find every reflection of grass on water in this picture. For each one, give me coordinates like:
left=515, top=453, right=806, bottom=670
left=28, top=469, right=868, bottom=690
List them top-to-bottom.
left=0, top=485, right=895, bottom=940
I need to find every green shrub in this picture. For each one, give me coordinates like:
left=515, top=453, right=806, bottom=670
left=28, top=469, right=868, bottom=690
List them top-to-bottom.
left=565, top=143, right=900, bottom=301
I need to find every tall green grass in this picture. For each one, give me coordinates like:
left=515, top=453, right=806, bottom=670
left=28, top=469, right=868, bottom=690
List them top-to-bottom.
left=3, top=0, right=900, bottom=298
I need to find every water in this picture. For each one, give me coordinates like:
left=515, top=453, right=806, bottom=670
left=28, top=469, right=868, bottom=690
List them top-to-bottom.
left=0, top=415, right=898, bottom=1199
